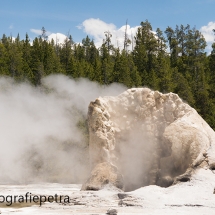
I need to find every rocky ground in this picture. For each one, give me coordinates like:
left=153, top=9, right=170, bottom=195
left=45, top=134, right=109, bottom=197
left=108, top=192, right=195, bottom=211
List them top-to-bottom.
left=0, top=168, right=215, bottom=215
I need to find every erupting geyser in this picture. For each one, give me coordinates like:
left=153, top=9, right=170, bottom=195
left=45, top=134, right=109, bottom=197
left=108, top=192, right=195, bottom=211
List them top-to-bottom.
left=82, top=88, right=215, bottom=191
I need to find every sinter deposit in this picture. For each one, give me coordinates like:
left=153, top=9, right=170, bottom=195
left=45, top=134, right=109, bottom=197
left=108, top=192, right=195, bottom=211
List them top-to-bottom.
left=82, top=88, right=215, bottom=191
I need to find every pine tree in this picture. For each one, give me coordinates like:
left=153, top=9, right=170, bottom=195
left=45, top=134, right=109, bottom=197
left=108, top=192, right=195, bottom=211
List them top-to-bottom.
left=133, top=20, right=158, bottom=86
left=165, top=26, right=179, bottom=67
left=39, top=27, right=48, bottom=41
left=133, top=27, right=148, bottom=85
left=155, top=28, right=173, bottom=92
left=207, top=30, right=215, bottom=128
left=208, top=30, right=215, bottom=97
left=22, top=33, right=34, bottom=81
left=8, top=35, right=23, bottom=81
left=59, top=35, right=74, bottom=74
left=82, top=35, right=91, bottom=62
left=30, top=37, right=44, bottom=85
left=43, top=39, right=63, bottom=76
left=100, top=39, right=114, bottom=85
left=0, top=43, right=10, bottom=76
left=127, top=53, right=141, bottom=87
left=91, top=57, right=103, bottom=84
left=172, top=68, right=195, bottom=106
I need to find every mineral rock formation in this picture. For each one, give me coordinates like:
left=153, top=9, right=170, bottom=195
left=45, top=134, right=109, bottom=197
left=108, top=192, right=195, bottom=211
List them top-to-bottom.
left=82, top=88, right=215, bottom=191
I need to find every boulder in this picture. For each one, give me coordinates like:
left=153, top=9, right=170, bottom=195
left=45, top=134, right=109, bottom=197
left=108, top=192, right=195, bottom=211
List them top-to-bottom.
left=82, top=88, right=215, bottom=191
left=81, top=162, right=123, bottom=191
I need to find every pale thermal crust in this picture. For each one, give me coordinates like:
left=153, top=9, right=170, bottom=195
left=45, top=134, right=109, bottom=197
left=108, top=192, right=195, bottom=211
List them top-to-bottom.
left=82, top=88, right=215, bottom=191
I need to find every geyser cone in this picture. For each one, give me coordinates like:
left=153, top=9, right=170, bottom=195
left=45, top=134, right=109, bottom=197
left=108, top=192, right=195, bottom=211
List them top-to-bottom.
left=83, top=88, right=215, bottom=191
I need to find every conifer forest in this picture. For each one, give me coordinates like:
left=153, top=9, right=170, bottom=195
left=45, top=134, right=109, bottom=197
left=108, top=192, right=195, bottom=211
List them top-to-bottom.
left=1, top=21, right=215, bottom=129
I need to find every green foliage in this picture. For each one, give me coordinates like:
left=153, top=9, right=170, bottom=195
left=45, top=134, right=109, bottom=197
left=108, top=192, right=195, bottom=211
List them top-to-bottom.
left=0, top=23, right=215, bottom=130
left=0, top=43, right=10, bottom=75
left=172, top=68, right=195, bottom=106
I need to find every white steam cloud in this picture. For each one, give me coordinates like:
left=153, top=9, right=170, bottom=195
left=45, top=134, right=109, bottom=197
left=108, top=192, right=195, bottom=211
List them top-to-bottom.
left=0, top=75, right=126, bottom=184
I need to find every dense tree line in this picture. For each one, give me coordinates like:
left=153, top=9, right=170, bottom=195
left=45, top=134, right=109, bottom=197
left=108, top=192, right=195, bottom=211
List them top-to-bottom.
left=0, top=21, right=215, bottom=129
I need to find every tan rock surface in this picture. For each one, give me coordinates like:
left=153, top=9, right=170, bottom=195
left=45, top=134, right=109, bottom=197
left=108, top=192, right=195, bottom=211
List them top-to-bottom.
left=83, top=88, right=215, bottom=191
left=81, top=162, right=123, bottom=191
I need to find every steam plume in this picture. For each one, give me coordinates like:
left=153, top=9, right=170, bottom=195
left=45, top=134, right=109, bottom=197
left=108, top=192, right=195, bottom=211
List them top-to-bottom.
left=0, top=75, right=126, bottom=184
